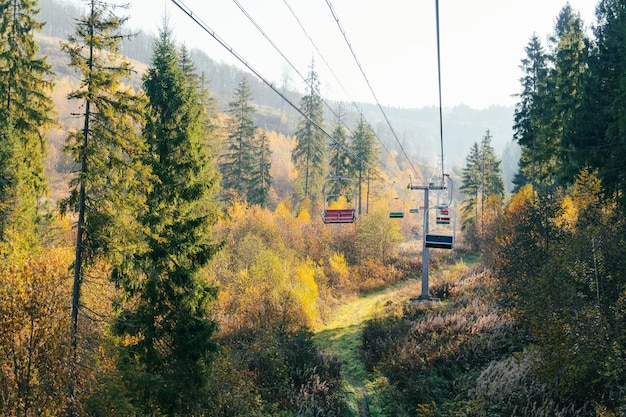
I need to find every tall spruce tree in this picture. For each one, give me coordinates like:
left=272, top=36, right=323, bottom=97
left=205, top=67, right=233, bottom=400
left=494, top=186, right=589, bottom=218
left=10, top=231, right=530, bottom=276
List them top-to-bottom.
left=0, top=0, right=55, bottom=250
left=61, top=0, right=150, bottom=412
left=584, top=0, right=626, bottom=197
left=544, top=5, right=588, bottom=186
left=112, top=23, right=221, bottom=416
left=513, top=34, right=548, bottom=190
left=292, top=59, right=326, bottom=205
left=220, top=78, right=256, bottom=201
left=329, top=104, right=350, bottom=178
left=350, top=117, right=379, bottom=214
left=248, top=129, right=272, bottom=207
left=460, top=131, right=505, bottom=228
left=460, top=141, right=481, bottom=227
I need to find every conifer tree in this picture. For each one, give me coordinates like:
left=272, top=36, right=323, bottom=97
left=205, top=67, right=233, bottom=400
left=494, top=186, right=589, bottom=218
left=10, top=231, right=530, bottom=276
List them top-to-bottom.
left=0, top=0, right=55, bottom=250
left=61, top=0, right=150, bottom=412
left=579, top=0, right=626, bottom=196
left=544, top=5, right=588, bottom=185
left=112, top=23, right=222, bottom=416
left=513, top=34, right=548, bottom=190
left=292, top=59, right=326, bottom=204
left=220, top=78, right=256, bottom=201
left=329, top=104, right=350, bottom=178
left=350, top=117, right=379, bottom=214
left=248, top=129, right=272, bottom=207
left=460, top=131, right=505, bottom=228
left=460, top=141, right=481, bottom=226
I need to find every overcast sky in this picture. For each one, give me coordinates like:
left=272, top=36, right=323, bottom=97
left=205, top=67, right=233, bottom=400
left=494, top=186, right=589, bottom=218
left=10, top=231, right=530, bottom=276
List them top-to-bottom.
left=107, top=0, right=598, bottom=109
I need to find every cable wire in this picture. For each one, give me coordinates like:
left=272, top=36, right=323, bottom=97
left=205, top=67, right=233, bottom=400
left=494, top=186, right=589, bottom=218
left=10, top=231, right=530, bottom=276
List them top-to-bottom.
left=171, top=0, right=404, bottom=186
left=232, top=0, right=406, bottom=184
left=282, top=0, right=402, bottom=181
left=324, top=0, right=422, bottom=182
left=435, top=0, right=446, bottom=182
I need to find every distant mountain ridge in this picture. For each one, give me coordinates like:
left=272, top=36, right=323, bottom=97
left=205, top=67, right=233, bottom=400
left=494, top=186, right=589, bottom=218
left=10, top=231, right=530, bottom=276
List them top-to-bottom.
left=38, top=0, right=518, bottom=181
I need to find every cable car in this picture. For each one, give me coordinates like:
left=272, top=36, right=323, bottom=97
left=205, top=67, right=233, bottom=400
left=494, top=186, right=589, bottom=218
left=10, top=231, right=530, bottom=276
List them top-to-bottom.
left=321, top=176, right=356, bottom=224
left=388, top=197, right=405, bottom=218
left=424, top=206, right=456, bottom=249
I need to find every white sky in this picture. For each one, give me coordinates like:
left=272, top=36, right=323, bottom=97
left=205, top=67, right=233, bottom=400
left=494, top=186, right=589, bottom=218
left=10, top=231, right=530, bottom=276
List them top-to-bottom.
left=113, top=0, right=598, bottom=109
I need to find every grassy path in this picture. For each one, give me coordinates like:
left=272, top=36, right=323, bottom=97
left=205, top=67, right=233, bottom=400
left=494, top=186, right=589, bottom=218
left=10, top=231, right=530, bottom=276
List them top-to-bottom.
left=313, top=255, right=479, bottom=416
left=313, top=277, right=423, bottom=416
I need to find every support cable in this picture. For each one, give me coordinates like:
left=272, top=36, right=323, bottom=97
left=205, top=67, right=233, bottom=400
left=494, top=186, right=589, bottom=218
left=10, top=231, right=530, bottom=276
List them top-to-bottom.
left=170, top=0, right=402, bottom=184
left=325, top=0, right=422, bottom=182
left=435, top=0, right=445, bottom=182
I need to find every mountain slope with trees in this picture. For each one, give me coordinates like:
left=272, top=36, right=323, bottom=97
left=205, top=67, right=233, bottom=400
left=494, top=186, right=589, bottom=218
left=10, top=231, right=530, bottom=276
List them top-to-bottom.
left=2, top=0, right=626, bottom=416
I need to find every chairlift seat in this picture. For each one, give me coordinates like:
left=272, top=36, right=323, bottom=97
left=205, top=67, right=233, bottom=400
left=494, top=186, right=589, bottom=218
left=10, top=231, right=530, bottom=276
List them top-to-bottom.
left=323, top=208, right=356, bottom=224
left=425, top=233, right=453, bottom=249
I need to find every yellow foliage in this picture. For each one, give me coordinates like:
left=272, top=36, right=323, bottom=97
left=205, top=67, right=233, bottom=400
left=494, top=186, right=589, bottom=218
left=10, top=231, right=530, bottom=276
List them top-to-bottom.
left=506, top=184, right=536, bottom=215
left=555, top=195, right=577, bottom=229
left=297, top=207, right=311, bottom=223
left=0, top=248, right=73, bottom=415
left=326, top=252, right=352, bottom=291
left=329, top=253, right=349, bottom=276
left=292, top=260, right=320, bottom=326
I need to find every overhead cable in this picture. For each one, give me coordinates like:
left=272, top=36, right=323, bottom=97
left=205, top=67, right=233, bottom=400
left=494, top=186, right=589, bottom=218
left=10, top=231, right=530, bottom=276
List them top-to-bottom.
left=282, top=0, right=401, bottom=180
left=324, top=0, right=422, bottom=182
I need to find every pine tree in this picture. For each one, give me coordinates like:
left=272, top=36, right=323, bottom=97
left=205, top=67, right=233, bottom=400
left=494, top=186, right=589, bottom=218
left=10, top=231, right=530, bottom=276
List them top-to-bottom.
left=0, top=0, right=55, bottom=250
left=581, top=0, right=626, bottom=197
left=61, top=1, right=150, bottom=413
left=544, top=5, right=588, bottom=186
left=112, top=23, right=221, bottom=416
left=513, top=34, right=548, bottom=190
left=292, top=59, right=326, bottom=205
left=220, top=78, right=256, bottom=201
left=329, top=104, right=350, bottom=178
left=350, top=117, right=379, bottom=214
left=248, top=129, right=272, bottom=207
left=460, top=131, right=505, bottom=228
left=460, top=141, right=481, bottom=227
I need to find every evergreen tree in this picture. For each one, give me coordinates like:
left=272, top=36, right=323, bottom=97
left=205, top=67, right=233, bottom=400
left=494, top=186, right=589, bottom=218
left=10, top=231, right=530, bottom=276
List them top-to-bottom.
left=0, top=0, right=55, bottom=250
left=61, top=0, right=150, bottom=412
left=581, top=0, right=626, bottom=198
left=544, top=5, right=588, bottom=186
left=112, top=23, right=221, bottom=416
left=513, top=34, right=548, bottom=190
left=292, top=59, right=326, bottom=205
left=220, top=78, right=256, bottom=201
left=329, top=104, right=350, bottom=178
left=350, top=117, right=379, bottom=214
left=248, top=129, right=271, bottom=207
left=460, top=131, right=505, bottom=228
left=460, top=141, right=481, bottom=227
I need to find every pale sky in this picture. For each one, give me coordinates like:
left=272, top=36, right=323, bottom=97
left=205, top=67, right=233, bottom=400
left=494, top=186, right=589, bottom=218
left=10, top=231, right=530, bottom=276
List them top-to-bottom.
left=112, top=0, right=598, bottom=109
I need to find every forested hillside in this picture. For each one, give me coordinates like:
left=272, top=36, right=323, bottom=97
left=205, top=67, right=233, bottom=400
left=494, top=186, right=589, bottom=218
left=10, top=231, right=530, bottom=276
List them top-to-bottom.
left=1, top=0, right=626, bottom=416
left=38, top=0, right=516, bottom=172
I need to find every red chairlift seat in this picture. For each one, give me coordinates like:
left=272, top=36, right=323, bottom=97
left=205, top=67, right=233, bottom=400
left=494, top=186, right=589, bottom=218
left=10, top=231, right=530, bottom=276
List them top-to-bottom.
left=321, top=176, right=357, bottom=224
left=322, top=208, right=356, bottom=224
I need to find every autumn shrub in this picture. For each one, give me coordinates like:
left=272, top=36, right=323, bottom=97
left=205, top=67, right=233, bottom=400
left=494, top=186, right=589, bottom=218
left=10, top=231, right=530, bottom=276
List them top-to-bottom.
left=480, top=172, right=626, bottom=414
left=0, top=249, right=73, bottom=417
left=361, top=268, right=524, bottom=415
left=220, top=327, right=349, bottom=417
